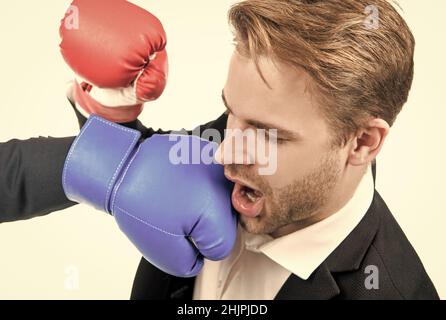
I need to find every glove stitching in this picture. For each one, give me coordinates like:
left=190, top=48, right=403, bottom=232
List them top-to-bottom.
left=93, top=116, right=139, bottom=134
left=62, top=117, right=139, bottom=211
left=62, top=118, right=95, bottom=200
left=99, top=119, right=140, bottom=212
left=110, top=143, right=143, bottom=213
left=193, top=192, right=218, bottom=254
left=115, top=206, right=185, bottom=237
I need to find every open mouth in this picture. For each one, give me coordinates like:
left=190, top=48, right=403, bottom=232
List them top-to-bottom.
left=225, top=174, right=265, bottom=218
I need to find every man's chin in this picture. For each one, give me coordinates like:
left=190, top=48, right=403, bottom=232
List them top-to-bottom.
left=238, top=214, right=276, bottom=235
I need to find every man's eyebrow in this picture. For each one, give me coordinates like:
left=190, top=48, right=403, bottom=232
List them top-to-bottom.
left=221, top=90, right=302, bottom=140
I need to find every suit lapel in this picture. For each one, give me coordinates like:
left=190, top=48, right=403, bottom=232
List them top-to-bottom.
left=274, top=263, right=340, bottom=300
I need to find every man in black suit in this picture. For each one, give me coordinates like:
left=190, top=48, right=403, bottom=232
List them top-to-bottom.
left=129, top=0, right=439, bottom=300
left=128, top=113, right=440, bottom=300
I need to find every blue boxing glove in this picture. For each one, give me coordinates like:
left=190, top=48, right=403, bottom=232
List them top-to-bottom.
left=62, top=115, right=237, bottom=277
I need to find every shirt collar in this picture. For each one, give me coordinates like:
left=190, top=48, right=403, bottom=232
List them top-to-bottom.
left=242, top=164, right=375, bottom=280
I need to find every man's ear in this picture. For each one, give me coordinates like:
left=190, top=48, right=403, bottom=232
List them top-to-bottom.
left=348, top=118, right=390, bottom=166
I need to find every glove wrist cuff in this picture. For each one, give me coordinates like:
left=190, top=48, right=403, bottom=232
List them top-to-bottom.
left=72, top=80, right=144, bottom=123
left=62, top=115, right=141, bottom=213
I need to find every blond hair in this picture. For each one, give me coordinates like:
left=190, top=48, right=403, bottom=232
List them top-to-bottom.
left=229, top=0, right=415, bottom=146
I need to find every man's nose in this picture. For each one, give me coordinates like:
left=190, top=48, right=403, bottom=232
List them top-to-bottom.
left=214, top=129, right=256, bottom=166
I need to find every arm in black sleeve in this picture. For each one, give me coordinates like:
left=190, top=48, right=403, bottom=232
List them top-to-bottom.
left=0, top=94, right=227, bottom=224
left=70, top=98, right=229, bottom=140
left=0, top=136, right=77, bottom=223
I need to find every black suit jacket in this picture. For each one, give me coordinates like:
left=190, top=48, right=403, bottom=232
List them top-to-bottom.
left=0, top=110, right=439, bottom=299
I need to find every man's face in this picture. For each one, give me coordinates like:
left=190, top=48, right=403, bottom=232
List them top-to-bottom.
left=216, top=51, right=346, bottom=237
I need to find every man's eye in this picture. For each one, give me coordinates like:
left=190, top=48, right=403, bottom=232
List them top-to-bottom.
left=266, top=134, right=286, bottom=145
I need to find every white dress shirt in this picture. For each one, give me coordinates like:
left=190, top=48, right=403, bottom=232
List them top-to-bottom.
left=193, top=164, right=375, bottom=300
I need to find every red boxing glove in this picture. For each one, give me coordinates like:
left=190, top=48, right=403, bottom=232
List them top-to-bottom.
left=60, top=0, right=168, bottom=122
